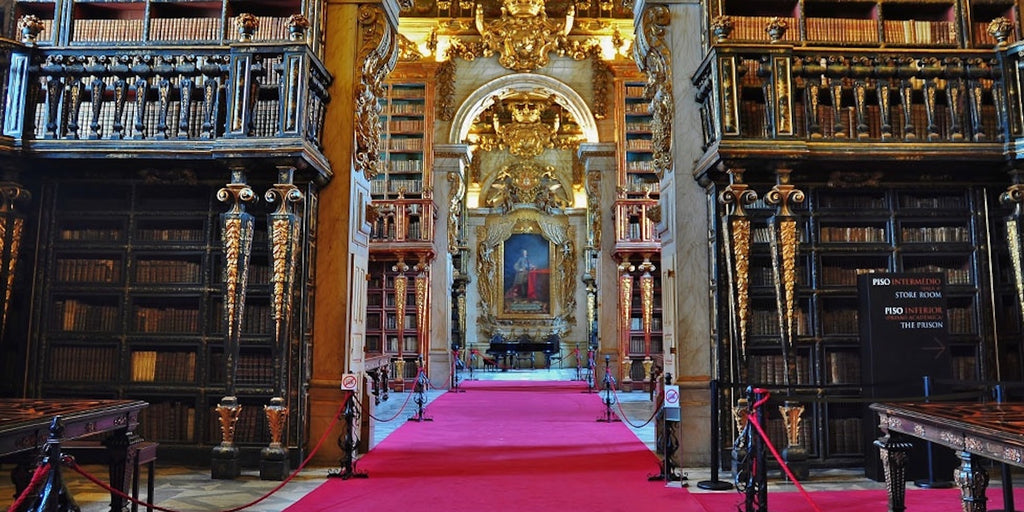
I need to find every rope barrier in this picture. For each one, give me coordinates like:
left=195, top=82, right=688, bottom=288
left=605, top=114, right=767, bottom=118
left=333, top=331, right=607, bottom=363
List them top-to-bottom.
left=607, top=375, right=662, bottom=429
left=368, top=377, right=418, bottom=422
left=745, top=388, right=823, bottom=512
left=63, top=397, right=348, bottom=512
left=6, top=462, right=51, bottom=512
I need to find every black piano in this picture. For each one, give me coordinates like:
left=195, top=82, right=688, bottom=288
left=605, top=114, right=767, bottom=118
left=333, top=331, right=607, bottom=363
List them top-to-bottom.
left=486, top=333, right=560, bottom=370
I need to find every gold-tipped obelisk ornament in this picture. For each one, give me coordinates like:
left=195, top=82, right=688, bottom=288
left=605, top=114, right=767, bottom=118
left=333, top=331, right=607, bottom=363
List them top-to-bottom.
left=260, top=166, right=304, bottom=480
left=764, top=167, right=807, bottom=479
left=213, top=168, right=256, bottom=480
left=718, top=168, right=757, bottom=378
left=1001, top=170, right=1024, bottom=381
left=0, top=181, right=29, bottom=343
left=638, top=257, right=656, bottom=382
left=393, top=259, right=410, bottom=389
left=618, top=259, right=635, bottom=385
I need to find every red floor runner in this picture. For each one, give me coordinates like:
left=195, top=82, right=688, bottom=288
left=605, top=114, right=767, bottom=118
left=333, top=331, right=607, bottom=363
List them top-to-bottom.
left=286, top=380, right=688, bottom=511
left=692, top=486, right=1024, bottom=512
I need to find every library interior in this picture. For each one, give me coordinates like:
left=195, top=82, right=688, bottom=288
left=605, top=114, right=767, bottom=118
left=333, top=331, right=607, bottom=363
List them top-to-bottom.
left=4, top=0, right=1024, bottom=510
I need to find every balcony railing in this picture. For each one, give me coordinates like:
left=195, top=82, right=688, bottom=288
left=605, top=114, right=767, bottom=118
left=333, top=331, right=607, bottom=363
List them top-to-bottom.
left=0, top=38, right=331, bottom=177
left=691, top=45, right=1018, bottom=176
left=369, top=197, right=437, bottom=248
left=613, top=197, right=660, bottom=254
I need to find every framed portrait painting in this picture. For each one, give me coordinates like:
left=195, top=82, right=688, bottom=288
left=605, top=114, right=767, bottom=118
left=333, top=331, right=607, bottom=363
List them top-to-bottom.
left=500, top=233, right=552, bottom=317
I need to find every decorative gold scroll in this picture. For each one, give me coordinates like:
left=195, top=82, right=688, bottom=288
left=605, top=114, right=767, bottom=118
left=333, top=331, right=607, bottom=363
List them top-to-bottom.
left=475, top=0, right=576, bottom=72
left=634, top=4, right=673, bottom=178
left=355, top=5, right=400, bottom=179
left=217, top=168, right=256, bottom=396
left=719, top=168, right=757, bottom=360
left=765, top=168, right=805, bottom=387
left=1001, top=175, right=1024, bottom=346
left=618, top=259, right=635, bottom=356
left=394, top=260, right=409, bottom=349
left=415, top=260, right=429, bottom=358
left=216, top=397, right=242, bottom=445
left=264, top=397, right=289, bottom=449
left=779, top=401, right=805, bottom=448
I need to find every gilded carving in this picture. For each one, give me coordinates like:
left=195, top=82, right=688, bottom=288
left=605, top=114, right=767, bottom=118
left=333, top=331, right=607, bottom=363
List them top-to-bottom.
left=475, top=0, right=575, bottom=72
left=634, top=4, right=673, bottom=178
left=356, top=5, right=400, bottom=179
left=397, top=33, right=424, bottom=62
left=591, top=52, right=610, bottom=120
left=773, top=57, right=792, bottom=135
left=436, top=59, right=457, bottom=122
left=470, top=92, right=585, bottom=158
left=483, top=160, right=571, bottom=213
left=448, top=167, right=467, bottom=254
left=586, top=168, right=601, bottom=248
left=719, top=169, right=757, bottom=359
left=765, top=169, right=805, bottom=359
left=217, top=171, right=256, bottom=377
left=1002, top=177, right=1024, bottom=332
left=0, top=182, right=29, bottom=342
left=639, top=259, right=655, bottom=355
left=394, top=260, right=409, bottom=335
left=618, top=260, right=634, bottom=339
left=415, top=267, right=429, bottom=351
left=216, top=398, right=242, bottom=445
left=264, top=399, right=289, bottom=448
left=779, top=401, right=805, bottom=447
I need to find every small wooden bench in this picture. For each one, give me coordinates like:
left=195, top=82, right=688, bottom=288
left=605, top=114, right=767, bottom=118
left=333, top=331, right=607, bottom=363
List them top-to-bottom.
left=63, top=440, right=158, bottom=512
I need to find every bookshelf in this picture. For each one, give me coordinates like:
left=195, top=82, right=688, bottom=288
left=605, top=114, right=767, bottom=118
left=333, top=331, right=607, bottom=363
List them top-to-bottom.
left=13, top=0, right=314, bottom=49
left=709, top=0, right=1014, bottom=49
left=375, top=65, right=435, bottom=200
left=617, top=77, right=659, bottom=197
left=34, top=177, right=306, bottom=457
left=723, top=185, right=992, bottom=465
left=624, top=256, right=663, bottom=383
left=365, top=260, right=422, bottom=388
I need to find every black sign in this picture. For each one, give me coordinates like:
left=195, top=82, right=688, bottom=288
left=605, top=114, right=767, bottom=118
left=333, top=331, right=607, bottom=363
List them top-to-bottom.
left=858, top=272, right=954, bottom=481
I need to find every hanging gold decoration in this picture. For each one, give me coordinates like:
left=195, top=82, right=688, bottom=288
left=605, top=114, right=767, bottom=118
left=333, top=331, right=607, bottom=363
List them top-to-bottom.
left=475, top=0, right=575, bottom=72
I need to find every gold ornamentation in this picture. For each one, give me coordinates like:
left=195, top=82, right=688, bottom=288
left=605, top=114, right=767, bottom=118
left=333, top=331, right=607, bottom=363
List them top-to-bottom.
left=475, top=0, right=575, bottom=72
left=634, top=4, right=673, bottom=179
left=355, top=6, right=399, bottom=179
left=235, top=13, right=259, bottom=41
left=286, top=14, right=310, bottom=41
left=18, top=15, right=44, bottom=44
left=710, top=15, right=733, bottom=43
left=765, top=16, right=788, bottom=43
left=989, top=17, right=1014, bottom=48
left=398, top=33, right=424, bottom=62
left=591, top=53, right=610, bottom=120
left=773, top=57, right=793, bottom=135
left=436, top=59, right=457, bottom=122
left=471, top=92, right=585, bottom=158
left=483, top=160, right=571, bottom=212
left=448, top=167, right=466, bottom=254
left=586, top=167, right=601, bottom=248
left=266, top=168, right=303, bottom=395
left=766, top=168, right=805, bottom=364
left=719, top=169, right=757, bottom=360
left=217, top=170, right=255, bottom=397
left=1002, top=175, right=1024, bottom=337
left=0, top=182, right=29, bottom=342
left=639, top=259, right=655, bottom=357
left=394, top=260, right=409, bottom=337
left=618, top=260, right=634, bottom=344
left=415, top=263, right=429, bottom=354
left=216, top=397, right=242, bottom=445
left=264, top=398, right=289, bottom=448
left=732, top=398, right=749, bottom=433
left=779, top=401, right=804, bottom=447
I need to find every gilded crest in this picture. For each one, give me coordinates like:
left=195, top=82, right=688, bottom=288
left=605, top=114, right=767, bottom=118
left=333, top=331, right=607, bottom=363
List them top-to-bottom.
left=475, top=0, right=575, bottom=72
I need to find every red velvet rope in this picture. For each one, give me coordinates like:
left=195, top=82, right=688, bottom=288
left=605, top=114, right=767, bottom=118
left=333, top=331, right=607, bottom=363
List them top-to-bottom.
left=368, top=367, right=424, bottom=422
left=606, top=371, right=662, bottom=429
left=747, top=388, right=823, bottom=512
left=65, top=397, right=348, bottom=512
left=6, top=462, right=51, bottom=512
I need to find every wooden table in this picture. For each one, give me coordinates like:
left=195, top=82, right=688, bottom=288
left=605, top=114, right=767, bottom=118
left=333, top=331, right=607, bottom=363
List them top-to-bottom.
left=0, top=399, right=148, bottom=512
left=870, top=401, right=1024, bottom=512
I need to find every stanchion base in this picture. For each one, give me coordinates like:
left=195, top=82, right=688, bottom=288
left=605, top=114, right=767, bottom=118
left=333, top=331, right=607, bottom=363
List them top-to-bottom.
left=408, top=416, right=434, bottom=422
left=327, top=469, right=368, bottom=480
left=649, top=472, right=685, bottom=482
left=697, top=479, right=734, bottom=491
left=913, top=479, right=955, bottom=489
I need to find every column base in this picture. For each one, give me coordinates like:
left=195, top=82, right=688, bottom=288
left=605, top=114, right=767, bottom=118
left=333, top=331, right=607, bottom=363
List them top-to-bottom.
left=211, top=445, right=241, bottom=480
left=260, top=446, right=290, bottom=481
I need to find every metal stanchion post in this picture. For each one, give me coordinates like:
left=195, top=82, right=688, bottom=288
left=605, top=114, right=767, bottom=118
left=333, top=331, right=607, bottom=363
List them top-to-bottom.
left=597, top=355, right=620, bottom=423
left=650, top=373, right=683, bottom=482
left=914, top=376, right=952, bottom=489
left=699, top=379, right=734, bottom=490
left=744, top=387, right=768, bottom=512
left=327, top=392, right=368, bottom=480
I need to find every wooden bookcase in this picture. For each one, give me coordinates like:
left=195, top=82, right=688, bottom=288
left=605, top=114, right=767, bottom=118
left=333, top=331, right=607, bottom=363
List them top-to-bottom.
left=12, top=0, right=316, bottom=50
left=710, top=0, right=1014, bottom=49
left=375, top=63, right=436, bottom=200
left=616, top=77, right=659, bottom=197
left=34, top=177, right=310, bottom=458
left=721, top=184, right=998, bottom=465
left=365, top=260, right=422, bottom=388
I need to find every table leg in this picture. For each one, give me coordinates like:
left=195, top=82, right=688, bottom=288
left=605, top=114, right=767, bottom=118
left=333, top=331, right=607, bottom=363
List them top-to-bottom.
left=875, top=433, right=914, bottom=512
left=954, top=450, right=989, bottom=512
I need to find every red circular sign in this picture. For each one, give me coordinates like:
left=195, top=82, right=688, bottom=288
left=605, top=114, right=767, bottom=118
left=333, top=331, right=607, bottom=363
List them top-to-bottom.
left=342, top=374, right=358, bottom=390
left=665, top=388, right=679, bottom=405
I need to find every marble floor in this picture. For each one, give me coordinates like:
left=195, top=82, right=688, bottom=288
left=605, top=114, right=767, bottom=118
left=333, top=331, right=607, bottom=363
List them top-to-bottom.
left=2, top=368, right=921, bottom=512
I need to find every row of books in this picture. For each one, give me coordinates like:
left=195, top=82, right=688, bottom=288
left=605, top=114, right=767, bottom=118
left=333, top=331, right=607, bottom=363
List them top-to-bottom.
left=70, top=16, right=294, bottom=43
left=728, top=16, right=801, bottom=43
left=881, top=20, right=957, bottom=46
left=973, top=21, right=1017, bottom=47
left=624, top=85, right=647, bottom=97
left=388, top=86, right=427, bottom=99
left=383, top=102, right=425, bottom=116
left=624, top=102, right=650, bottom=115
left=386, top=119, right=425, bottom=133
left=387, top=138, right=424, bottom=151
left=625, top=138, right=653, bottom=151
left=384, top=159, right=424, bottom=173
left=625, top=160, right=656, bottom=173
left=369, top=179, right=424, bottom=196
left=623, top=181, right=659, bottom=196
left=811, top=192, right=965, bottom=211
left=621, top=220, right=651, bottom=241
left=751, top=225, right=808, bottom=244
left=900, top=225, right=969, bottom=243
left=819, top=226, right=887, bottom=243
left=59, top=227, right=123, bottom=242
left=137, top=227, right=206, bottom=243
left=56, top=258, right=121, bottom=283
left=135, top=260, right=202, bottom=284
left=905, top=263, right=972, bottom=286
left=817, top=264, right=884, bottom=287
left=53, top=299, right=120, bottom=332
left=210, top=303, right=275, bottom=335
left=135, top=306, right=200, bottom=333
left=948, top=306, right=975, bottom=334
left=749, top=308, right=811, bottom=337
left=821, top=308, right=859, bottom=335
left=628, top=316, right=664, bottom=331
left=627, top=335, right=665, bottom=355
left=48, top=346, right=117, bottom=381
left=130, top=350, right=197, bottom=382
left=207, top=351, right=276, bottom=386
left=825, top=351, right=861, bottom=385
left=749, top=354, right=811, bottom=385
left=951, top=355, right=977, bottom=381
left=139, top=401, right=196, bottom=443
left=764, top=417, right=813, bottom=452
left=827, top=417, right=864, bottom=455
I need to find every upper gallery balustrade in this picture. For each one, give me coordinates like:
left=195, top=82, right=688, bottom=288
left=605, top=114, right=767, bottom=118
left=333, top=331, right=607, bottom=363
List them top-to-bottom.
left=0, top=37, right=331, bottom=179
left=691, top=45, right=1024, bottom=177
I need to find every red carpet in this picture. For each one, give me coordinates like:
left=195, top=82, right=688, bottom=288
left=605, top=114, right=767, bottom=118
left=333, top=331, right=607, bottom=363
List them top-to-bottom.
left=286, top=380, right=689, bottom=511
left=288, top=380, right=1024, bottom=511
left=692, top=487, right=1024, bottom=511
